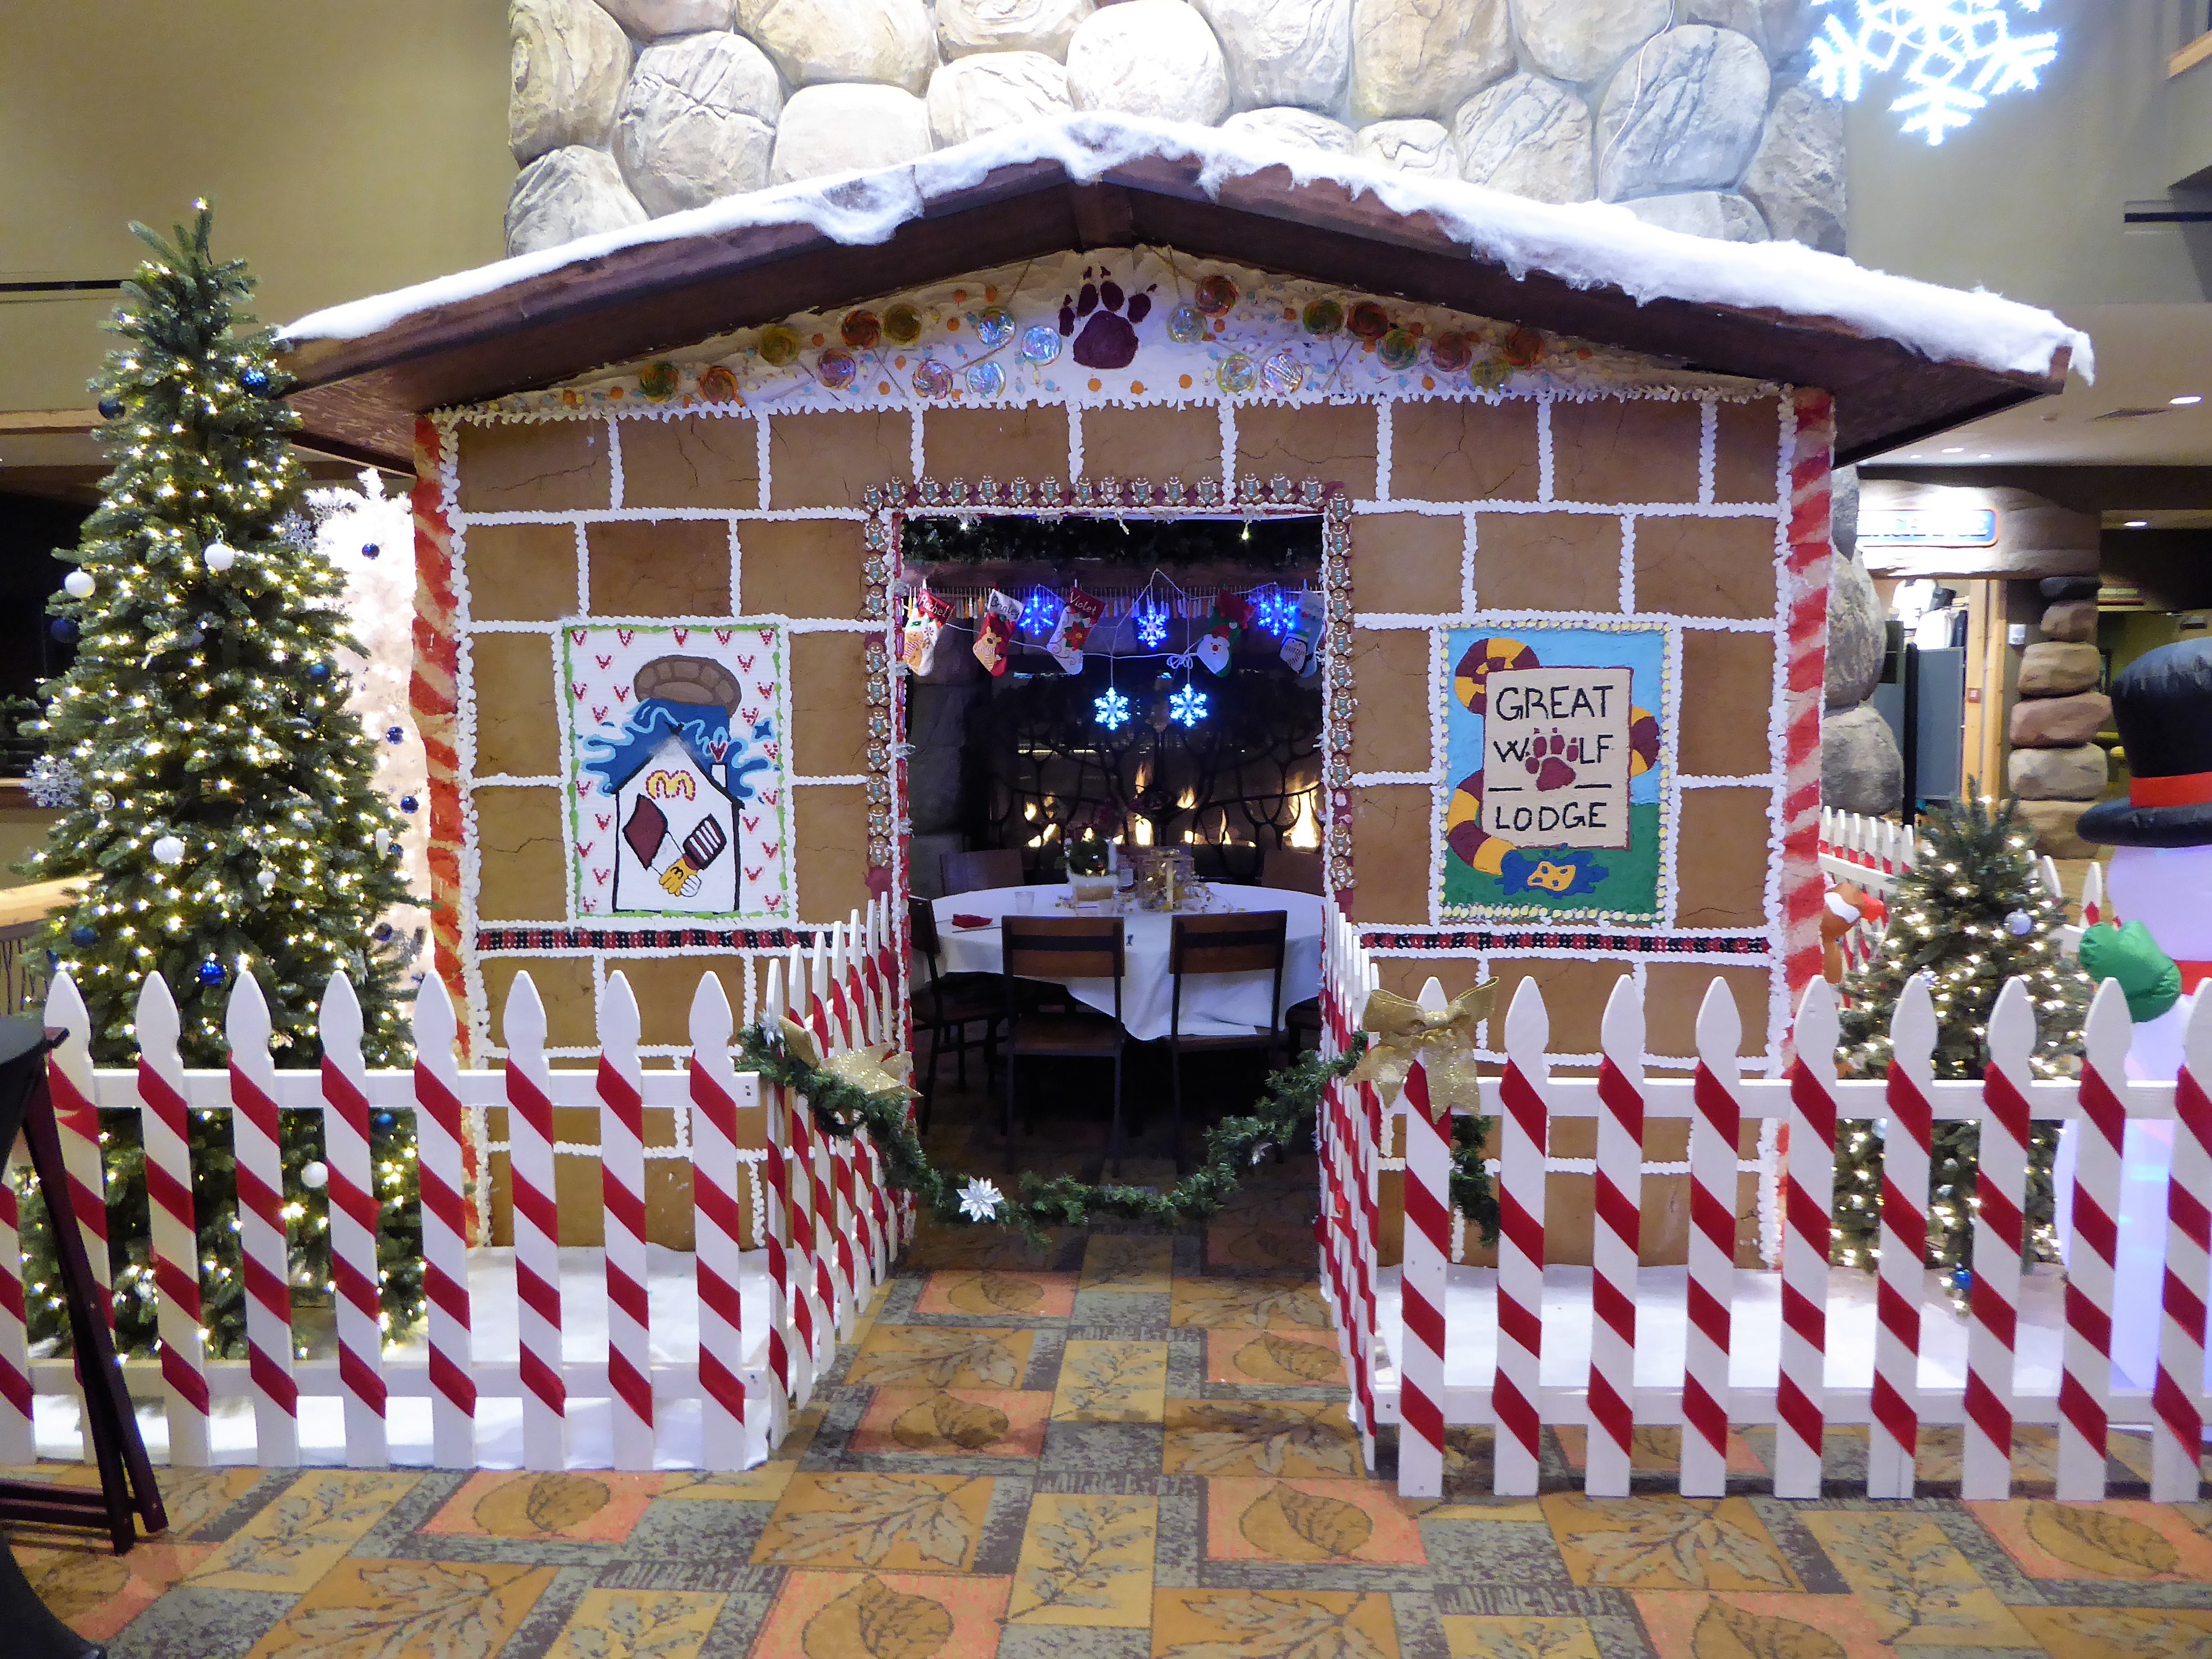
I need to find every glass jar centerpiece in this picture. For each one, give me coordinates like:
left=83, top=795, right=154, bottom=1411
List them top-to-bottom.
left=1066, top=830, right=1118, bottom=909
left=1127, top=846, right=1196, bottom=912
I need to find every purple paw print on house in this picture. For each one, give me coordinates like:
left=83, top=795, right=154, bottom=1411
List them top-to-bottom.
left=1060, top=267, right=1155, bottom=370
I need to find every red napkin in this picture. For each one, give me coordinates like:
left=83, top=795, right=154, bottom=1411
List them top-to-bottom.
left=951, top=913, right=992, bottom=929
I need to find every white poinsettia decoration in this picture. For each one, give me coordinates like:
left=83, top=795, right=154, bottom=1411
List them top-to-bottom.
left=1249, top=1141, right=1275, bottom=1166
left=956, top=1176, right=1005, bottom=1223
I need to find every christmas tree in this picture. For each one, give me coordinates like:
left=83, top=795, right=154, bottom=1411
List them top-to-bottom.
left=12, top=206, right=424, bottom=1358
left=1834, top=794, right=2092, bottom=1291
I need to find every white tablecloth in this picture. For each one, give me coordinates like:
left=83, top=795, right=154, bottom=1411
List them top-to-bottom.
left=931, top=884, right=1323, bottom=1044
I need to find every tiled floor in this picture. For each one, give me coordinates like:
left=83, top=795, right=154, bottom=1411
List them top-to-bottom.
left=12, top=1083, right=2212, bottom=1657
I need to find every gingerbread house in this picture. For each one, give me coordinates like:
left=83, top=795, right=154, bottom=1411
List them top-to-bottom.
left=278, top=117, right=2083, bottom=1260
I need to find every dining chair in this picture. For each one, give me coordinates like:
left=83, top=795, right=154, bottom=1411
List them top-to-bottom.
left=941, top=847, right=1025, bottom=894
left=1260, top=847, right=1324, bottom=894
left=907, top=896, right=1005, bottom=1135
left=1166, top=910, right=1288, bottom=1173
left=1001, top=915, right=1127, bottom=1175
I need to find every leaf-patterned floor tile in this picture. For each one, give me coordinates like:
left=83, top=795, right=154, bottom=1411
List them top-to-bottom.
left=1082, top=1235, right=1175, bottom=1292
left=916, top=1267, right=1079, bottom=1319
left=1170, top=1276, right=1331, bottom=1331
left=846, top=1323, right=1039, bottom=1389
left=1209, top=1328, right=1346, bottom=1387
left=1053, top=1340, right=1170, bottom=1423
left=851, top=1387, right=1054, bottom=1457
left=1161, top=1400, right=1364, bottom=1478
left=1551, top=1422, right=1766, bottom=1477
left=422, top=1469, right=664, bottom=1541
left=187, top=1470, right=420, bottom=1594
left=754, top=1472, right=995, bottom=1572
left=1206, top=1478, right=1427, bottom=1564
left=1008, top=1492, right=1158, bottom=1626
left=1542, top=1494, right=1799, bottom=1592
left=1968, top=1498, right=2212, bottom=1583
left=1799, top=1510, right=2038, bottom=1648
left=10, top=1536, right=215, bottom=1644
left=241, top=1558, right=553, bottom=1659
left=753, top=1568, right=1010, bottom=1659
left=543, top=1588, right=727, bottom=1659
left=1151, top=1588, right=1401, bottom=1658
left=1629, top=1592, right=1896, bottom=1658
left=2011, top=1604, right=2212, bottom=1658
left=1438, top=1614, right=1603, bottom=1659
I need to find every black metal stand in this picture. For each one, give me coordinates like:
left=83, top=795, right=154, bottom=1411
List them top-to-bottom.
left=0, top=1019, right=164, bottom=1561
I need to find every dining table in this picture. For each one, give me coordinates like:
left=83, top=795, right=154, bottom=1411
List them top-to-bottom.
left=930, top=882, right=1324, bottom=1044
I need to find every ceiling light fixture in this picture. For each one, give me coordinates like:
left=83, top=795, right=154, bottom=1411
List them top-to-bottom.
left=2173, top=395, right=2203, bottom=406
left=2125, top=520, right=2150, bottom=529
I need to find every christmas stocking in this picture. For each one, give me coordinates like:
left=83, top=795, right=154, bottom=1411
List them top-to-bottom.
left=900, top=585, right=950, bottom=675
left=1046, top=587, right=1104, bottom=673
left=973, top=588, right=1021, bottom=677
left=1194, top=591, right=1253, bottom=675
left=1280, top=591, right=1324, bottom=677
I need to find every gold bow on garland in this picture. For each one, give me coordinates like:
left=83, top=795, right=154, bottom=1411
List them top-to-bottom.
left=1350, top=985, right=1495, bottom=1120
left=779, top=1017, right=916, bottom=1101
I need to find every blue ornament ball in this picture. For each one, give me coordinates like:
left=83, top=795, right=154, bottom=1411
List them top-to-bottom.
left=240, top=366, right=270, bottom=393
left=97, top=394, right=124, bottom=420
left=361, top=542, right=380, bottom=560
left=50, top=617, right=79, bottom=643
left=307, top=661, right=331, bottom=682
left=385, top=726, right=404, bottom=744
left=399, top=795, right=420, bottom=814
left=70, top=925, right=97, bottom=947
left=196, top=959, right=226, bottom=986
left=372, top=1110, right=397, bottom=1131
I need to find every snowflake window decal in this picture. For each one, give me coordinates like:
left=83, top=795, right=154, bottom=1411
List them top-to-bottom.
left=1811, top=0, right=2059, bottom=146
left=1169, top=682, right=1208, bottom=728
left=1093, top=685, right=1132, bottom=731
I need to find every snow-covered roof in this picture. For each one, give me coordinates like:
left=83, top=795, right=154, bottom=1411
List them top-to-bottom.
left=278, top=113, right=2085, bottom=469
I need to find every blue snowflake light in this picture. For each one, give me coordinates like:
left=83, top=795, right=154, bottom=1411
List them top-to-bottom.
left=1810, top=1, right=2058, bottom=145
left=1022, top=587, right=1061, bottom=637
left=1254, top=588, right=1300, bottom=637
left=1135, top=602, right=1170, bottom=650
left=1169, top=683, right=1208, bottom=727
left=1094, top=686, right=1132, bottom=729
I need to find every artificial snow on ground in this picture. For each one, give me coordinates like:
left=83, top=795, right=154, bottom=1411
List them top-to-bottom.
left=281, top=113, right=2090, bottom=387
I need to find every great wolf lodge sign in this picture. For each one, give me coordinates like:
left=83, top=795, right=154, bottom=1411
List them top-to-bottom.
left=1480, top=667, right=1635, bottom=851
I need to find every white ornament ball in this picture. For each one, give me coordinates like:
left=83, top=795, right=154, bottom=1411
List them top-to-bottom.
left=203, top=542, right=238, bottom=573
left=63, top=571, right=96, bottom=599
left=374, top=828, right=392, bottom=855
left=151, top=834, right=186, bottom=865
left=256, top=867, right=278, bottom=893
left=2005, top=910, right=2033, bottom=937
left=299, top=1160, right=329, bottom=1191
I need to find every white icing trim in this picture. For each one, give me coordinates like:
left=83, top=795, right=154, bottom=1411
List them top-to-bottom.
left=1536, top=397, right=1554, bottom=502
left=1698, top=398, right=1718, bottom=507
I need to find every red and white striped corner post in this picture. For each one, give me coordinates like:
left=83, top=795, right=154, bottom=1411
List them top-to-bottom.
left=841, top=912, right=890, bottom=1288
left=810, top=936, right=861, bottom=1337
left=790, top=942, right=838, bottom=1364
left=764, top=960, right=816, bottom=1404
left=690, top=970, right=770, bottom=1462
left=502, top=971, right=568, bottom=1469
left=225, top=972, right=300, bottom=1465
left=598, top=972, right=655, bottom=1470
left=135, top=974, right=211, bottom=1464
left=319, top=974, right=390, bottom=1466
left=1869, top=974, right=1937, bottom=1500
left=42, top=975, right=113, bottom=1349
left=411, top=975, right=478, bottom=1469
left=1396, top=975, right=1453, bottom=1500
left=1587, top=976, right=1647, bottom=1499
left=1494, top=977, right=1553, bottom=1498
left=1775, top=978, right=1839, bottom=1500
left=1682, top=979, right=1746, bottom=1498
left=1963, top=979, right=2036, bottom=1500
left=2059, top=979, right=2133, bottom=1501
left=2154, top=989, right=2212, bottom=1501
left=0, top=1147, right=29, bottom=1464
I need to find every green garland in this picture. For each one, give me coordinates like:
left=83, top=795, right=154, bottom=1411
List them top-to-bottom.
left=737, top=1021, right=1500, bottom=1248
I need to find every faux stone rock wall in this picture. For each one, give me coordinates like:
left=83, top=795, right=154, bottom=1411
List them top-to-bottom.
left=504, top=0, right=1845, bottom=255
left=1818, top=466, right=1903, bottom=817
left=2007, top=575, right=2109, bottom=857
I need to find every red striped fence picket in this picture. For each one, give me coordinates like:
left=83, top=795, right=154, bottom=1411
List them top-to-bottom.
left=225, top=973, right=300, bottom=1465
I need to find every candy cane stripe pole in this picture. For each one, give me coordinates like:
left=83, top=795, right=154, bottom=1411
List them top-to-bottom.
left=764, top=961, right=814, bottom=1403
left=226, top=972, right=300, bottom=1465
left=503, top=972, right=567, bottom=1469
left=689, top=972, right=760, bottom=1464
left=599, top=973, right=655, bottom=1470
left=135, top=975, right=211, bottom=1464
left=320, top=975, right=390, bottom=1467
left=1869, top=975, right=1937, bottom=1500
left=43, top=976, right=112, bottom=1344
left=412, top=977, right=477, bottom=1468
left=1494, top=978, right=1552, bottom=1498
left=1587, top=978, right=1646, bottom=1499
left=1962, top=979, right=2034, bottom=1501
left=1682, top=980, right=1743, bottom=1499
left=1775, top=980, right=1839, bottom=1500
left=2058, top=981, right=2131, bottom=1501
left=2153, top=991, right=2212, bottom=1501
left=1399, top=1039, right=1452, bottom=1500
left=0, top=1171, right=30, bottom=1464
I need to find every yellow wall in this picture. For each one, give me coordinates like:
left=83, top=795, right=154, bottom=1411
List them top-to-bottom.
left=0, top=1, right=512, bottom=412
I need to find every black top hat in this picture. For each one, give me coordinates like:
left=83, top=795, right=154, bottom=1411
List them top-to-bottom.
left=2078, top=638, right=2212, bottom=848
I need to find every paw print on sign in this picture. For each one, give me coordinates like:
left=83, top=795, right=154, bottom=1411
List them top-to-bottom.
left=1060, top=267, right=1155, bottom=370
left=1527, top=730, right=1576, bottom=792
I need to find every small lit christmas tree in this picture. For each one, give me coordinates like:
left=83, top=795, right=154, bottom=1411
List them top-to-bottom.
left=12, top=207, right=422, bottom=1358
left=1834, top=794, right=2092, bottom=1291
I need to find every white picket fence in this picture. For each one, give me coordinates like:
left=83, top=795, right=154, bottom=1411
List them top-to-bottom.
left=0, top=898, right=908, bottom=1472
left=1316, top=909, right=2212, bottom=1503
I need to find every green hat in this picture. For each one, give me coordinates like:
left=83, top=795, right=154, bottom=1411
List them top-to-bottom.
left=2077, top=919, right=2182, bottom=1024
